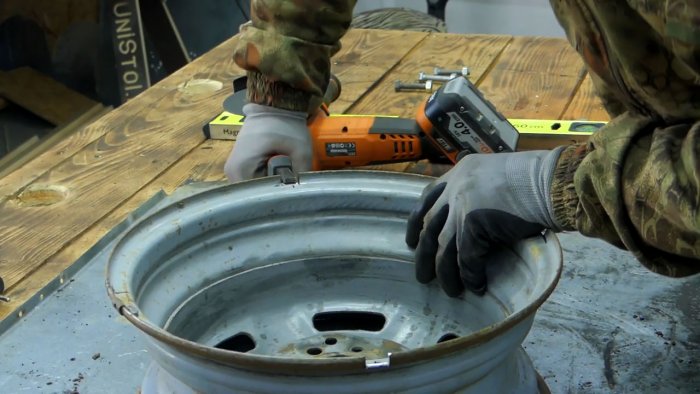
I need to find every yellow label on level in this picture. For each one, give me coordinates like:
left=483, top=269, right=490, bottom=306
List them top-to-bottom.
left=210, top=111, right=244, bottom=126
left=509, top=119, right=607, bottom=135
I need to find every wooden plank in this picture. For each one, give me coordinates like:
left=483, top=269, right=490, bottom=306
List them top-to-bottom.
left=0, top=29, right=422, bottom=292
left=330, top=29, right=428, bottom=113
left=350, top=33, right=513, bottom=117
left=477, top=36, right=584, bottom=120
left=0, top=67, right=98, bottom=126
left=562, top=74, right=610, bottom=121
left=0, top=104, right=109, bottom=180
left=0, top=109, right=113, bottom=200
left=0, top=136, right=40, bottom=172
left=0, top=139, right=231, bottom=320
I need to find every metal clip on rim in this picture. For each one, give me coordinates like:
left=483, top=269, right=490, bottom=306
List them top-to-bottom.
left=267, top=155, right=298, bottom=185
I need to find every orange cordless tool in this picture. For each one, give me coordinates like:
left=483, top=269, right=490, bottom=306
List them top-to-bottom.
left=307, top=75, right=519, bottom=171
left=309, top=76, right=425, bottom=169
left=308, top=113, right=428, bottom=171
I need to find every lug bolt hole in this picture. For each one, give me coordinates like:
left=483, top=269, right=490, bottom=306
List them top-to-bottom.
left=214, top=332, right=256, bottom=353
left=437, top=333, right=459, bottom=343
left=325, top=337, right=337, bottom=345
left=351, top=346, right=363, bottom=353
left=307, top=347, right=323, bottom=356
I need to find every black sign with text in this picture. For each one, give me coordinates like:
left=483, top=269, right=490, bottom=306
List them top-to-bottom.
left=109, top=0, right=150, bottom=102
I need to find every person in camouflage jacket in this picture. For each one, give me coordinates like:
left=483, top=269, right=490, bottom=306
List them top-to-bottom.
left=225, top=1, right=699, bottom=295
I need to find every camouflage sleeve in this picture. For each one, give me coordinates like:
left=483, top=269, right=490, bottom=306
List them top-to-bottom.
left=232, top=0, right=357, bottom=113
left=549, top=0, right=700, bottom=276
left=552, top=117, right=700, bottom=277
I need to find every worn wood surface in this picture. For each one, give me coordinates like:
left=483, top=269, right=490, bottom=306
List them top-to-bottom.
left=0, top=29, right=608, bottom=321
left=330, top=30, right=428, bottom=114
left=351, top=33, right=512, bottom=117
left=478, top=36, right=585, bottom=120
left=562, top=74, right=610, bottom=121
left=0, top=104, right=110, bottom=181
left=0, top=108, right=112, bottom=200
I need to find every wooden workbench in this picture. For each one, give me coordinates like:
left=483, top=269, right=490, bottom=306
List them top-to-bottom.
left=0, top=29, right=608, bottom=322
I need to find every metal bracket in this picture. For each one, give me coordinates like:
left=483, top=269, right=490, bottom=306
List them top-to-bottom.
left=267, top=155, right=298, bottom=185
left=120, top=304, right=140, bottom=318
left=365, top=353, right=392, bottom=370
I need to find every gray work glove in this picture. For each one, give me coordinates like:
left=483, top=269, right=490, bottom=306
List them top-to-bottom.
left=224, top=103, right=312, bottom=182
left=405, top=148, right=564, bottom=297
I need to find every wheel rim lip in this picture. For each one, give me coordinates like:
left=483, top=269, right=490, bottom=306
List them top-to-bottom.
left=106, top=170, right=563, bottom=376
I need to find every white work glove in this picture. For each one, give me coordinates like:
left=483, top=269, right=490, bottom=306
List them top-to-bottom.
left=224, top=103, right=312, bottom=182
left=405, top=148, right=564, bottom=297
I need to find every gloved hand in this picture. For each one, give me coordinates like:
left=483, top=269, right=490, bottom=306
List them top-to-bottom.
left=224, top=103, right=312, bottom=182
left=405, top=147, right=565, bottom=297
